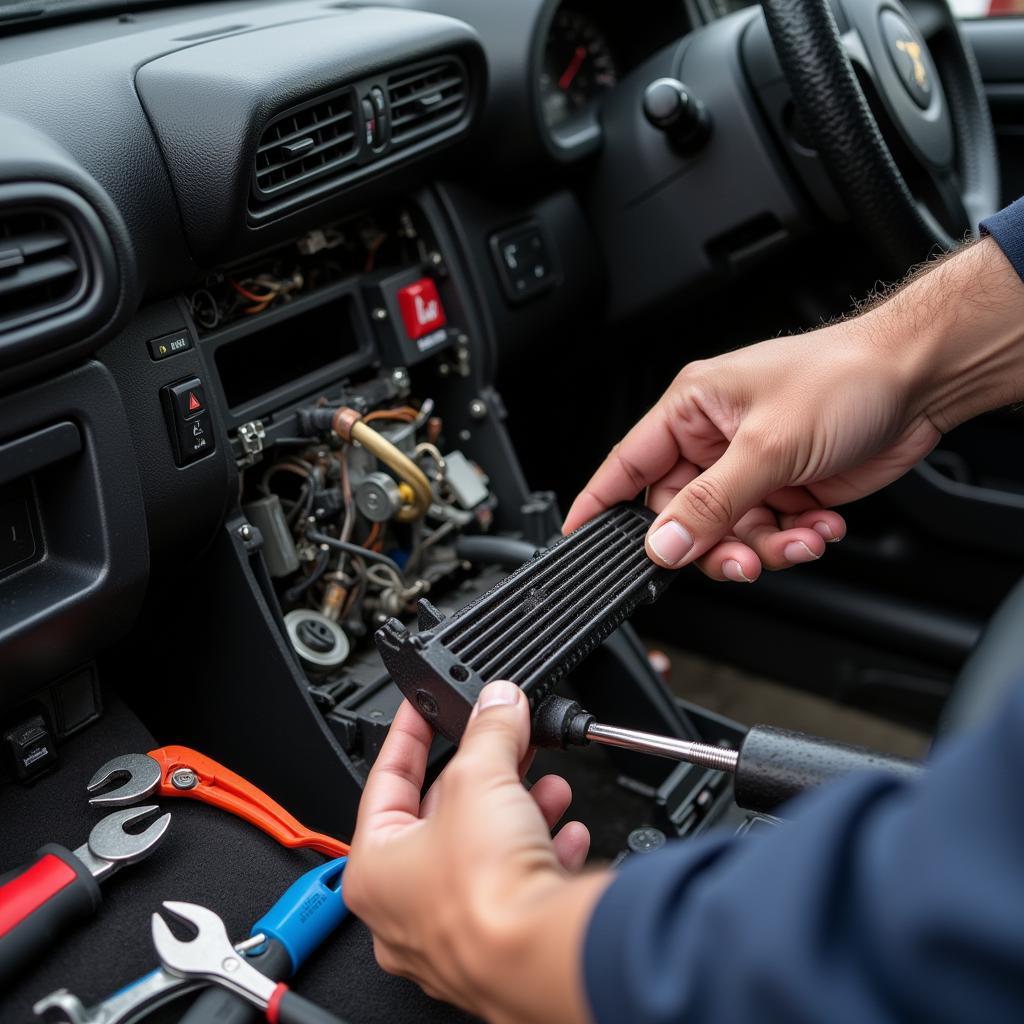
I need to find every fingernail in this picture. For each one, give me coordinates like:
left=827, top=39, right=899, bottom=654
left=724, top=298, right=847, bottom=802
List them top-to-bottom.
left=648, top=521, right=694, bottom=567
left=812, top=521, right=834, bottom=542
left=784, top=541, right=820, bottom=563
left=722, top=559, right=752, bottom=583
left=477, top=680, right=521, bottom=711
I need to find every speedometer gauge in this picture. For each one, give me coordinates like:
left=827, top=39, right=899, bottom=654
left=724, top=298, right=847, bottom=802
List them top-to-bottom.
left=539, top=8, right=619, bottom=129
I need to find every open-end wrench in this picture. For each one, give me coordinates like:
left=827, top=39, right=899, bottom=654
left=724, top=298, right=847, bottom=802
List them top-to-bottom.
left=87, top=749, right=348, bottom=858
left=0, top=806, right=171, bottom=987
left=35, top=858, right=349, bottom=1024
left=153, top=902, right=348, bottom=1024
left=33, top=934, right=267, bottom=1024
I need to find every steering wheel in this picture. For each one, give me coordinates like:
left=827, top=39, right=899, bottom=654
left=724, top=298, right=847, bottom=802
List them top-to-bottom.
left=761, top=0, right=999, bottom=272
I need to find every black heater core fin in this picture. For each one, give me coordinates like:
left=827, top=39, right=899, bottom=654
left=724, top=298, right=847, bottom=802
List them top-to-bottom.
left=374, top=503, right=678, bottom=743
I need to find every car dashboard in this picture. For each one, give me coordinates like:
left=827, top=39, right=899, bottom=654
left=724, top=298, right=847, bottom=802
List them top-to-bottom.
left=0, top=0, right=743, bottom=826
left=0, top=1, right=784, bottom=1018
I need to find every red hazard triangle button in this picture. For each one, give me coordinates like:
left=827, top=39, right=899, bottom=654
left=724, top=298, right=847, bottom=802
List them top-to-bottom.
left=187, top=392, right=202, bottom=412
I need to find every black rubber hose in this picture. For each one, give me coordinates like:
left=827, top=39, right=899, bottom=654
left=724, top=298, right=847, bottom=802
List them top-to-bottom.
left=306, top=530, right=406, bottom=582
left=454, top=535, right=537, bottom=569
left=283, top=546, right=330, bottom=603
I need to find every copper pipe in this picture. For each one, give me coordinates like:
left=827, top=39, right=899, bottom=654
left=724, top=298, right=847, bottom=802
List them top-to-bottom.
left=330, top=407, right=432, bottom=522
left=321, top=581, right=348, bottom=622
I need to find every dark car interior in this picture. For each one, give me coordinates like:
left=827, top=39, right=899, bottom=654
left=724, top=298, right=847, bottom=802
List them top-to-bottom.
left=3, top=0, right=1024, bottom=1020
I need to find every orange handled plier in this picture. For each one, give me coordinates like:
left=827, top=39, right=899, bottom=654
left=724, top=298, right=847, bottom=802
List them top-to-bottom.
left=86, top=746, right=349, bottom=858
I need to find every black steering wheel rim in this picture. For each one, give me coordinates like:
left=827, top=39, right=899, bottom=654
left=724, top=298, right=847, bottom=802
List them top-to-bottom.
left=761, top=0, right=999, bottom=274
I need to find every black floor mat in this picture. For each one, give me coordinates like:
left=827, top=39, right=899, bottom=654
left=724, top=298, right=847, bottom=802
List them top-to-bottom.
left=0, top=697, right=474, bottom=1024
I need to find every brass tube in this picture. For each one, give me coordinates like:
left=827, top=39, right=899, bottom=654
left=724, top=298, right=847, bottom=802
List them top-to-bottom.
left=332, top=409, right=432, bottom=522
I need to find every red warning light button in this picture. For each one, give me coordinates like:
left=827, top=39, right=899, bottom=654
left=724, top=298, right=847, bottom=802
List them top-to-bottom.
left=397, top=278, right=446, bottom=341
left=168, top=379, right=207, bottom=422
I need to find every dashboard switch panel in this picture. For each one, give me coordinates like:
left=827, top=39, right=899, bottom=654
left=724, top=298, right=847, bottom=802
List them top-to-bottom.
left=490, top=221, right=557, bottom=303
left=364, top=267, right=455, bottom=366
left=161, top=378, right=215, bottom=466
left=3, top=713, right=57, bottom=782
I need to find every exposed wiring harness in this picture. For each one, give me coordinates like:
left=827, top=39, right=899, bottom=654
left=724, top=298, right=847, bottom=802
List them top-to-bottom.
left=229, top=271, right=304, bottom=316
left=253, top=395, right=485, bottom=648
left=305, top=530, right=408, bottom=585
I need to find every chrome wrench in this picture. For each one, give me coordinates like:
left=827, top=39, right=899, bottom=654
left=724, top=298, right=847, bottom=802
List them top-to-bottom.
left=33, top=934, right=266, bottom=1024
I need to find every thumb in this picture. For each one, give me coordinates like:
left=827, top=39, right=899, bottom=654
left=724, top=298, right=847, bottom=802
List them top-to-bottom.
left=645, top=438, right=781, bottom=568
left=457, top=680, right=532, bottom=781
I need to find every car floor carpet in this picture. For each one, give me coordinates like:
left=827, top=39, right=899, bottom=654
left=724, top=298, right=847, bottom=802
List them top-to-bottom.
left=0, top=695, right=474, bottom=1024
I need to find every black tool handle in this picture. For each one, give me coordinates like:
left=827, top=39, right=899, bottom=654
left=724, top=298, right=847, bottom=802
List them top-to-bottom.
left=734, top=725, right=924, bottom=814
left=0, top=844, right=100, bottom=987
left=180, top=939, right=293, bottom=1024
left=270, top=986, right=350, bottom=1024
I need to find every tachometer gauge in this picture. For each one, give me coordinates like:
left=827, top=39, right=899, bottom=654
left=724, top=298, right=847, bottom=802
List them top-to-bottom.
left=539, top=8, right=619, bottom=129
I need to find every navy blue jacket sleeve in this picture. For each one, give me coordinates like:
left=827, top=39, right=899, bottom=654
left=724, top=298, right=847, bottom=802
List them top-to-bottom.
left=981, top=197, right=1024, bottom=281
left=583, top=681, right=1024, bottom=1024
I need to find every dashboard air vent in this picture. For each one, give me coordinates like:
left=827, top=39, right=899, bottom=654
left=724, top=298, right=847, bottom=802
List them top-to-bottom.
left=387, top=58, right=468, bottom=150
left=254, top=87, right=357, bottom=201
left=0, top=207, right=85, bottom=332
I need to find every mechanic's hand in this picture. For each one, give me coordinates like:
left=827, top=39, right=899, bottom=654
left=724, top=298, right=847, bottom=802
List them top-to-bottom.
left=564, top=316, right=941, bottom=582
left=345, top=683, right=608, bottom=1024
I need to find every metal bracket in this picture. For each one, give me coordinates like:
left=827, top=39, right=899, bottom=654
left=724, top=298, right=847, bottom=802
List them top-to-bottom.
left=236, top=420, right=266, bottom=468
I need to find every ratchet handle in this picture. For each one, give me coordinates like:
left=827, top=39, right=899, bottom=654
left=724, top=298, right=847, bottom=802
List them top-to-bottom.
left=0, top=845, right=100, bottom=987
left=268, top=985, right=349, bottom=1024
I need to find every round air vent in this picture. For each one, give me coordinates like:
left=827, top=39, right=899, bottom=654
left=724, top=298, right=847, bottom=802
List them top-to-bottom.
left=0, top=182, right=118, bottom=370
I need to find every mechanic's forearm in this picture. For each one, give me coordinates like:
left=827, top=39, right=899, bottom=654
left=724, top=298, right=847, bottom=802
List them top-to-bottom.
left=872, top=236, right=1024, bottom=433
left=461, top=871, right=611, bottom=1024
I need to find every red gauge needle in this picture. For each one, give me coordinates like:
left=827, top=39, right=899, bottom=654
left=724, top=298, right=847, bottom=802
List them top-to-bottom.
left=558, top=45, right=587, bottom=91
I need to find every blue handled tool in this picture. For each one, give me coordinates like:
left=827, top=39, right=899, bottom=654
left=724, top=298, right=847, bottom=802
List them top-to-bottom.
left=179, top=857, right=348, bottom=1024
left=249, top=857, right=349, bottom=974
left=34, top=858, right=348, bottom=1024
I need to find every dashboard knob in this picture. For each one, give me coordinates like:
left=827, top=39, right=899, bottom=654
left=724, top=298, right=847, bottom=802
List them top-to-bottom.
left=642, top=78, right=711, bottom=154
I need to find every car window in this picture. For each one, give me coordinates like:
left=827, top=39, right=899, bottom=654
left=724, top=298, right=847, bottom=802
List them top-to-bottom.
left=950, top=0, right=1024, bottom=16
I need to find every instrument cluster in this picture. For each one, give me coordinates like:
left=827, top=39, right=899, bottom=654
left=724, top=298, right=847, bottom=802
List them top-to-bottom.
left=535, top=0, right=693, bottom=155
left=539, top=6, right=620, bottom=131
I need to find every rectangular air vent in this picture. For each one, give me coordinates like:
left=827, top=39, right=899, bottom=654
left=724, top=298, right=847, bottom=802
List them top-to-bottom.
left=387, top=58, right=468, bottom=150
left=254, top=87, right=357, bottom=201
left=0, top=209, right=84, bottom=330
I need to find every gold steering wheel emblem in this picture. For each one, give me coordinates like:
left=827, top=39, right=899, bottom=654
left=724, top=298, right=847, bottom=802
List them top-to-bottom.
left=895, top=38, right=928, bottom=90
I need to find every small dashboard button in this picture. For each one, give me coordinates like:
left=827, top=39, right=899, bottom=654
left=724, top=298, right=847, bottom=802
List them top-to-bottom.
left=362, top=98, right=377, bottom=147
left=489, top=221, right=558, bottom=304
left=397, top=278, right=447, bottom=340
left=148, top=330, right=192, bottom=361
left=178, top=411, right=213, bottom=461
